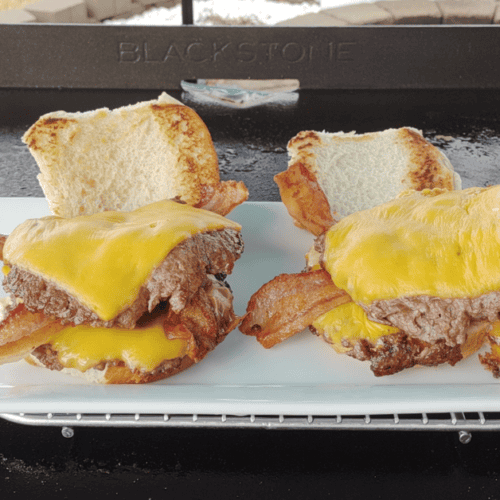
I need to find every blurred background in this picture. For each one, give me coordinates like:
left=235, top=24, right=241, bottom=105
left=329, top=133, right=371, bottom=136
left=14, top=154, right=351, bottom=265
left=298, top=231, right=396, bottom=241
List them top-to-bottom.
left=0, top=0, right=364, bottom=25
left=2, top=0, right=499, bottom=27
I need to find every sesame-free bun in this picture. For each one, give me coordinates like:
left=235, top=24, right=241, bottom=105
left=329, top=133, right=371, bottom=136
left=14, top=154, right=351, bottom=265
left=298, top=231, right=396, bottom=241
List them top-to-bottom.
left=22, top=92, right=225, bottom=218
left=275, top=127, right=462, bottom=235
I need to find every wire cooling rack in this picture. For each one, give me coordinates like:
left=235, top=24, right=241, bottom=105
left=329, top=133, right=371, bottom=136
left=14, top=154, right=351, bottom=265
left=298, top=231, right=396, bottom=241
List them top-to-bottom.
left=3, top=411, right=500, bottom=443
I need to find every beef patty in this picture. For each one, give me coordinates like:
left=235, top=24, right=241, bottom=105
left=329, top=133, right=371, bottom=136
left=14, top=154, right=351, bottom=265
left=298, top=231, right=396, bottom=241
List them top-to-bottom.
left=3, top=228, right=243, bottom=329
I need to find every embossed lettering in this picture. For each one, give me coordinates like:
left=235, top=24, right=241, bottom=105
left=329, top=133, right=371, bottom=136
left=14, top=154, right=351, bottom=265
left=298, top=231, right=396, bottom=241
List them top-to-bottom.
left=117, top=39, right=358, bottom=67
left=329, top=41, right=357, bottom=61
left=119, top=42, right=141, bottom=63
left=144, top=42, right=161, bottom=63
left=185, top=42, right=209, bottom=63
left=212, top=42, right=231, bottom=62
left=236, top=42, right=257, bottom=63
left=260, top=42, right=279, bottom=61
left=281, top=42, right=306, bottom=63
left=337, top=42, right=356, bottom=61
left=163, top=44, right=183, bottom=61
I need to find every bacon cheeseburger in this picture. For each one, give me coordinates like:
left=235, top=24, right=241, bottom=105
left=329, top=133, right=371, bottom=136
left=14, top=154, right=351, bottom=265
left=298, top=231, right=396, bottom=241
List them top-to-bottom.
left=240, top=186, right=500, bottom=377
left=0, top=199, right=243, bottom=384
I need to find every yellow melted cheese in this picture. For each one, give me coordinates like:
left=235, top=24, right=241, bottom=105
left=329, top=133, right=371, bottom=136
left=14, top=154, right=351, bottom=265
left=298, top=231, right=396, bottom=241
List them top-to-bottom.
left=323, top=186, right=500, bottom=305
left=3, top=200, right=241, bottom=321
left=312, top=302, right=399, bottom=351
left=49, top=320, right=188, bottom=372
left=491, top=322, right=500, bottom=339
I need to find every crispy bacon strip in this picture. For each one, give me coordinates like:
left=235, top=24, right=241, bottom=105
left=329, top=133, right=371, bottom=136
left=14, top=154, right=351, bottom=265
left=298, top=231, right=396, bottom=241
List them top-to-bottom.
left=274, top=162, right=335, bottom=236
left=197, top=181, right=249, bottom=216
left=240, top=269, right=351, bottom=348
left=165, top=277, right=239, bottom=362
left=0, top=303, right=65, bottom=364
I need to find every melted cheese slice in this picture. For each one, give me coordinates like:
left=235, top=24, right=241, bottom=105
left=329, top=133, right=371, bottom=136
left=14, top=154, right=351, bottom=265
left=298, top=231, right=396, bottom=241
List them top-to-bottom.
left=323, top=186, right=500, bottom=305
left=4, top=200, right=240, bottom=321
left=313, top=302, right=399, bottom=352
left=49, top=319, right=188, bottom=372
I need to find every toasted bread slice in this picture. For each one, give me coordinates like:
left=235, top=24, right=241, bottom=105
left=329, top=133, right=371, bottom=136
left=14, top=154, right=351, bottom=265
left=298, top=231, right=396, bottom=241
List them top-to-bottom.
left=23, top=92, right=247, bottom=218
left=275, top=127, right=461, bottom=235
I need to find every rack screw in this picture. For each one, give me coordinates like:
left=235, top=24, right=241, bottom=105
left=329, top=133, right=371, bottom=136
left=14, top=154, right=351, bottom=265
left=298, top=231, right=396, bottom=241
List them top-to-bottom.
left=61, top=426, right=74, bottom=439
left=458, top=430, right=472, bottom=444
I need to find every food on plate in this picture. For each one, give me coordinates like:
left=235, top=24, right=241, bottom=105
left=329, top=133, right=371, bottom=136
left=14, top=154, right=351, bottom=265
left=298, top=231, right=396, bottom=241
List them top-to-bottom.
left=23, top=92, right=248, bottom=218
left=274, top=127, right=461, bottom=235
left=240, top=186, right=500, bottom=377
left=0, top=199, right=243, bottom=384
left=479, top=324, right=500, bottom=378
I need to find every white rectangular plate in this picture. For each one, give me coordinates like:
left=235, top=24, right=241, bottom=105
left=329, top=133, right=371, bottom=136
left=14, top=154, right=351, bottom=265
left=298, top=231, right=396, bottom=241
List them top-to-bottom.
left=0, top=199, right=500, bottom=415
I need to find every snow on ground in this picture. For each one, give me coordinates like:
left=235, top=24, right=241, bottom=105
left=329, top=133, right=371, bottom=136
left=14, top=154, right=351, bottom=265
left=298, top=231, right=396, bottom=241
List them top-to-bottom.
left=105, top=0, right=367, bottom=26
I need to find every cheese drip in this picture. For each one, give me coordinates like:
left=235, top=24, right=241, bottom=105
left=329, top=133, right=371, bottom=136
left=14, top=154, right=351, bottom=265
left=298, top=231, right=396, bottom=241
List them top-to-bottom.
left=324, top=186, right=500, bottom=304
left=4, top=200, right=241, bottom=321
left=313, top=302, right=399, bottom=352
left=49, top=320, right=188, bottom=372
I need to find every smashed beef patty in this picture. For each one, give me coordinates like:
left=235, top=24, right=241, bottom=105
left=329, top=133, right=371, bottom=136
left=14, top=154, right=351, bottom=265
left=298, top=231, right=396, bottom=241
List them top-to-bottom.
left=3, top=228, right=243, bottom=328
left=365, top=292, right=500, bottom=347
left=345, top=333, right=463, bottom=377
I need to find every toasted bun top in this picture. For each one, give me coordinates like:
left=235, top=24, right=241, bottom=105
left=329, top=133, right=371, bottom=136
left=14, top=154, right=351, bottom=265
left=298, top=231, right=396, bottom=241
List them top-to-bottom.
left=22, top=92, right=221, bottom=218
left=287, top=127, right=461, bottom=220
left=323, top=186, right=500, bottom=304
left=3, top=199, right=241, bottom=321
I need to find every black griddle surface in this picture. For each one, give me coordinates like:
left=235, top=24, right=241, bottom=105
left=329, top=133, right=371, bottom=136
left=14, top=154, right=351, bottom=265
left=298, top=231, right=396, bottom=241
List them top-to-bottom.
left=2, top=88, right=500, bottom=199
left=3, top=419, right=500, bottom=500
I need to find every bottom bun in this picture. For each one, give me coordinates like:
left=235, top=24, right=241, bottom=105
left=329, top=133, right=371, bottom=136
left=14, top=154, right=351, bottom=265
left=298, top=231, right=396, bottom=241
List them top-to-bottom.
left=25, top=353, right=196, bottom=384
left=103, top=356, right=196, bottom=384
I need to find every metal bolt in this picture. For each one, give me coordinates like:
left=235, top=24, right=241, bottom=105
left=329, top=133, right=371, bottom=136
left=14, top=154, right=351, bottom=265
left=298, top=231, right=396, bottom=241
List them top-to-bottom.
left=61, top=426, right=74, bottom=439
left=458, top=430, right=472, bottom=444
